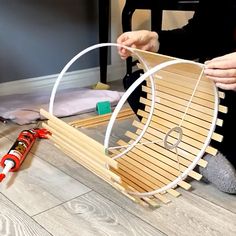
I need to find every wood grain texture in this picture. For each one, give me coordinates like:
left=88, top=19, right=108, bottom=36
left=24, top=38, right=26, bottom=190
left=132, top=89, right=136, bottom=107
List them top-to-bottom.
left=190, top=180, right=236, bottom=214
left=146, top=190, right=236, bottom=236
left=33, top=191, right=165, bottom=236
left=0, top=193, right=51, bottom=236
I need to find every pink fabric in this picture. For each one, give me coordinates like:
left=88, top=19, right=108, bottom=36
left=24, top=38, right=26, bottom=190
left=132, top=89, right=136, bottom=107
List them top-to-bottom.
left=0, top=87, right=123, bottom=125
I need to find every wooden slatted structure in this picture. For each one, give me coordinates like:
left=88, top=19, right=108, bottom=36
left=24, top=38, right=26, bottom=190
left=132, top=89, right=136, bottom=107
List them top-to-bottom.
left=40, top=49, right=227, bottom=207
left=69, top=108, right=134, bottom=128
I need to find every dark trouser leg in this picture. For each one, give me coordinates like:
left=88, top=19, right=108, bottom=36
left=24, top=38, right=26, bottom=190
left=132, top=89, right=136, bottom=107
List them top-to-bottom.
left=123, top=69, right=146, bottom=120
left=200, top=90, right=236, bottom=194
left=212, top=90, right=236, bottom=168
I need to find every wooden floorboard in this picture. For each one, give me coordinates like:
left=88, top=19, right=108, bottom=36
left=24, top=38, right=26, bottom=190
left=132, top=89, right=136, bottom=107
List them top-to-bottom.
left=190, top=180, right=236, bottom=213
left=33, top=191, right=165, bottom=236
left=0, top=193, right=51, bottom=236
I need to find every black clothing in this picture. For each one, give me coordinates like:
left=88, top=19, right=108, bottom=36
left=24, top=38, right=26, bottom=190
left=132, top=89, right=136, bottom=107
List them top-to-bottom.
left=123, top=0, right=236, bottom=167
left=158, top=0, right=236, bottom=62
left=123, top=69, right=146, bottom=120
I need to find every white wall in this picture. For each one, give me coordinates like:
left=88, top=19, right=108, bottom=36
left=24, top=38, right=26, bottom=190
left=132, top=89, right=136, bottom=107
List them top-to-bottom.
left=0, top=1, right=194, bottom=96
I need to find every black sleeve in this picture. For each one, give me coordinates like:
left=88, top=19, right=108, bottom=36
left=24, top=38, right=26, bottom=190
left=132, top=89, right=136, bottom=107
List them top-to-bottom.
left=158, top=0, right=235, bottom=61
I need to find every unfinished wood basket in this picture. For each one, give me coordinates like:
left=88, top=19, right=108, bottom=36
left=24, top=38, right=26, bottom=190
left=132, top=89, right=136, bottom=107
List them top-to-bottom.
left=40, top=44, right=226, bottom=207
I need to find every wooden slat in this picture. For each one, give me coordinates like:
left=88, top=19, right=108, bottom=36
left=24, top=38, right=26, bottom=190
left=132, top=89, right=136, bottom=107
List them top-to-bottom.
left=148, top=70, right=215, bottom=96
left=149, top=80, right=215, bottom=105
left=143, top=86, right=215, bottom=116
left=141, top=95, right=223, bottom=128
left=145, top=98, right=213, bottom=130
left=219, top=105, right=228, bottom=113
left=69, top=108, right=134, bottom=128
left=40, top=109, right=105, bottom=153
left=138, top=109, right=222, bottom=144
left=138, top=110, right=219, bottom=156
left=77, top=115, right=134, bottom=128
left=134, top=115, right=213, bottom=158
left=135, top=116, right=206, bottom=157
left=133, top=119, right=210, bottom=169
left=43, top=120, right=118, bottom=169
left=43, top=122, right=117, bottom=169
left=128, top=125, right=202, bottom=181
left=48, top=133, right=121, bottom=183
left=119, top=133, right=191, bottom=191
left=119, top=134, right=191, bottom=172
left=113, top=141, right=181, bottom=197
left=57, top=143, right=140, bottom=204
left=113, top=144, right=179, bottom=184
left=111, top=146, right=175, bottom=190
left=197, top=158, right=208, bottom=168
left=116, top=163, right=167, bottom=194
left=112, top=169, right=159, bottom=207
left=188, top=171, right=202, bottom=181
left=112, top=182, right=142, bottom=204
left=122, top=184, right=159, bottom=207
left=166, top=188, right=181, bottom=197
left=154, top=194, right=171, bottom=204
left=142, top=197, right=160, bottom=207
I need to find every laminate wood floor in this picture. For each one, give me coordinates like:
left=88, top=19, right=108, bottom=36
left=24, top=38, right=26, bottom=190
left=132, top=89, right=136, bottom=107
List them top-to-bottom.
left=0, top=80, right=235, bottom=236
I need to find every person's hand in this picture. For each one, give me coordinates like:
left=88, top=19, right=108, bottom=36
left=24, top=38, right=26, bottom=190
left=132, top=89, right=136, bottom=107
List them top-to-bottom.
left=116, top=30, right=159, bottom=60
left=204, top=52, right=236, bottom=91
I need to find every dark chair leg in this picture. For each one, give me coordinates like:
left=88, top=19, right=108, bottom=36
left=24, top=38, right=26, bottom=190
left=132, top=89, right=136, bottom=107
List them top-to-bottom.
left=99, top=0, right=110, bottom=84
left=122, top=5, right=135, bottom=77
left=151, top=8, right=163, bottom=32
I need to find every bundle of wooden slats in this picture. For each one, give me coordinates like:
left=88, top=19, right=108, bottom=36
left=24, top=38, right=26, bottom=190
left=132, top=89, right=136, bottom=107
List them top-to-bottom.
left=40, top=50, right=227, bottom=207
left=69, top=107, right=134, bottom=128
left=40, top=108, right=148, bottom=206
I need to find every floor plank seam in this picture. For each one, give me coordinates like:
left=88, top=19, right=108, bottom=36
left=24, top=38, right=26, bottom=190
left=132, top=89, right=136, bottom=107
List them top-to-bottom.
left=191, top=191, right=236, bottom=214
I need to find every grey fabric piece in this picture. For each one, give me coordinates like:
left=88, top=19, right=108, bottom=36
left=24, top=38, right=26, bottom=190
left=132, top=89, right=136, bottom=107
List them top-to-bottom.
left=0, top=88, right=123, bottom=125
left=199, top=153, right=236, bottom=194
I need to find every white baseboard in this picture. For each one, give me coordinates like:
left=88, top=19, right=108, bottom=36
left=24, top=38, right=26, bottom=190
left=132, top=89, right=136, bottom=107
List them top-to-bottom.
left=0, top=63, right=126, bottom=96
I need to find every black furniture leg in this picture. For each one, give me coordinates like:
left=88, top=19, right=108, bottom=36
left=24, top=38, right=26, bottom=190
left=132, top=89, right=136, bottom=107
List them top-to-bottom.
left=99, top=0, right=110, bottom=84
left=121, top=5, right=135, bottom=77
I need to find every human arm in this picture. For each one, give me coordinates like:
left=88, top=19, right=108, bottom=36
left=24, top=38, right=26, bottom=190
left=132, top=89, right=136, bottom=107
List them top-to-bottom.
left=116, top=30, right=159, bottom=60
left=204, top=52, right=236, bottom=91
